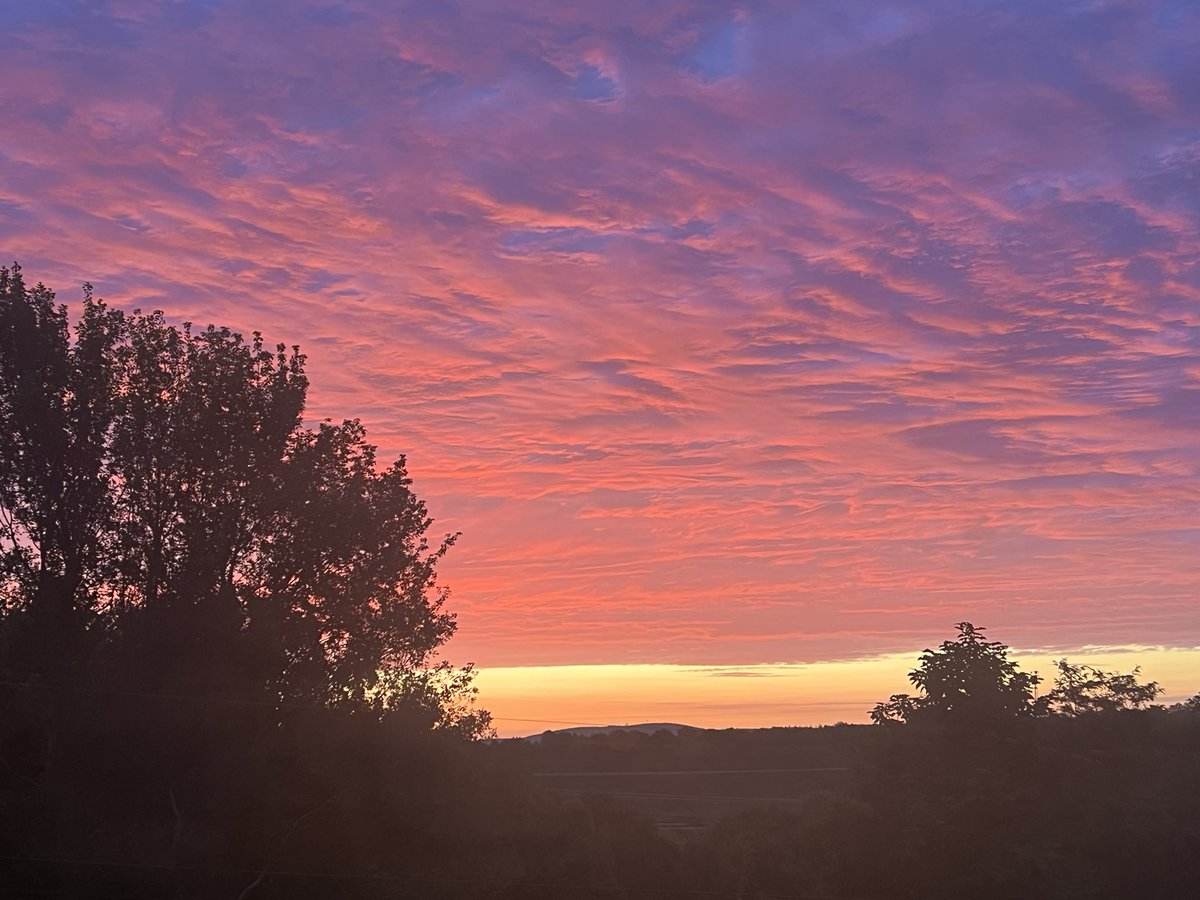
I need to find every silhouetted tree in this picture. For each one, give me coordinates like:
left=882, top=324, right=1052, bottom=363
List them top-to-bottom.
left=0, top=264, right=487, bottom=732
left=870, top=623, right=1045, bottom=726
left=1046, top=659, right=1161, bottom=715
left=1169, top=692, right=1200, bottom=714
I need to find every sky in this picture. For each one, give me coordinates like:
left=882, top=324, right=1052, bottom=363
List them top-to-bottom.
left=2, top=0, right=1199, bottom=732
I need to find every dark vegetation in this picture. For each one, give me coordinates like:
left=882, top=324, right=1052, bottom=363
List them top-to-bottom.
left=3, top=267, right=1199, bottom=898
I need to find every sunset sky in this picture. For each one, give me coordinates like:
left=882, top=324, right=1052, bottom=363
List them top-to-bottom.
left=3, top=0, right=1199, bottom=733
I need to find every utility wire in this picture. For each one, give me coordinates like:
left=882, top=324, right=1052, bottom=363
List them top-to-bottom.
left=0, top=679, right=859, bottom=729
left=533, top=767, right=849, bottom=777
left=546, top=788, right=815, bottom=802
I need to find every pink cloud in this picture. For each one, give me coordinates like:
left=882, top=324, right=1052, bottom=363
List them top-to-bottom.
left=2, top=0, right=1199, bottom=670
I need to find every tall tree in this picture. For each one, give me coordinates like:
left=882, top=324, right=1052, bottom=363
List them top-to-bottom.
left=0, top=265, right=486, bottom=734
left=871, top=622, right=1045, bottom=727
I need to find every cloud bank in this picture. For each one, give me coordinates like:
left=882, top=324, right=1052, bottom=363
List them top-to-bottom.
left=2, top=0, right=1199, bottom=665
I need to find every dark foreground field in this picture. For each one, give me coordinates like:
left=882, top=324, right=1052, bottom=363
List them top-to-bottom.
left=5, top=703, right=1200, bottom=899
left=482, top=714, right=1200, bottom=899
left=504, top=724, right=861, bottom=839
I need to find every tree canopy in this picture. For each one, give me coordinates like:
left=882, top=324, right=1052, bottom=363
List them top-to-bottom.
left=0, top=264, right=487, bottom=735
left=871, top=622, right=1045, bottom=727
left=872, top=622, right=1165, bottom=728
left=1045, top=659, right=1161, bottom=715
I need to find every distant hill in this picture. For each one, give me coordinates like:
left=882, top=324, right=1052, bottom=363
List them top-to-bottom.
left=517, top=722, right=701, bottom=742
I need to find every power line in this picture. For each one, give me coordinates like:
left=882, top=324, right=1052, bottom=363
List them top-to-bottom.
left=0, top=678, right=315, bottom=710
left=0, top=679, right=868, bottom=729
left=0, top=680, right=874, bottom=722
left=0, top=681, right=668, bottom=731
left=487, top=715, right=611, bottom=727
left=533, top=767, right=849, bottom=777
left=546, top=788, right=815, bottom=802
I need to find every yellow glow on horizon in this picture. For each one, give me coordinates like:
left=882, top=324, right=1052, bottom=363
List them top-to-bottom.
left=475, top=647, right=1200, bottom=737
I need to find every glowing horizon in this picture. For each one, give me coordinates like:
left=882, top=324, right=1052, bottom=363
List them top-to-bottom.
left=3, top=2, right=1200, bottom=692
left=477, top=645, right=1200, bottom=737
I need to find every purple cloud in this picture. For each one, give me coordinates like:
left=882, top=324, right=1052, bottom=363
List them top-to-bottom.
left=2, top=0, right=1199, bottom=667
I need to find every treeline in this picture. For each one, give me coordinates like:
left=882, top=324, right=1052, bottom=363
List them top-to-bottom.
left=0, top=265, right=484, bottom=732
